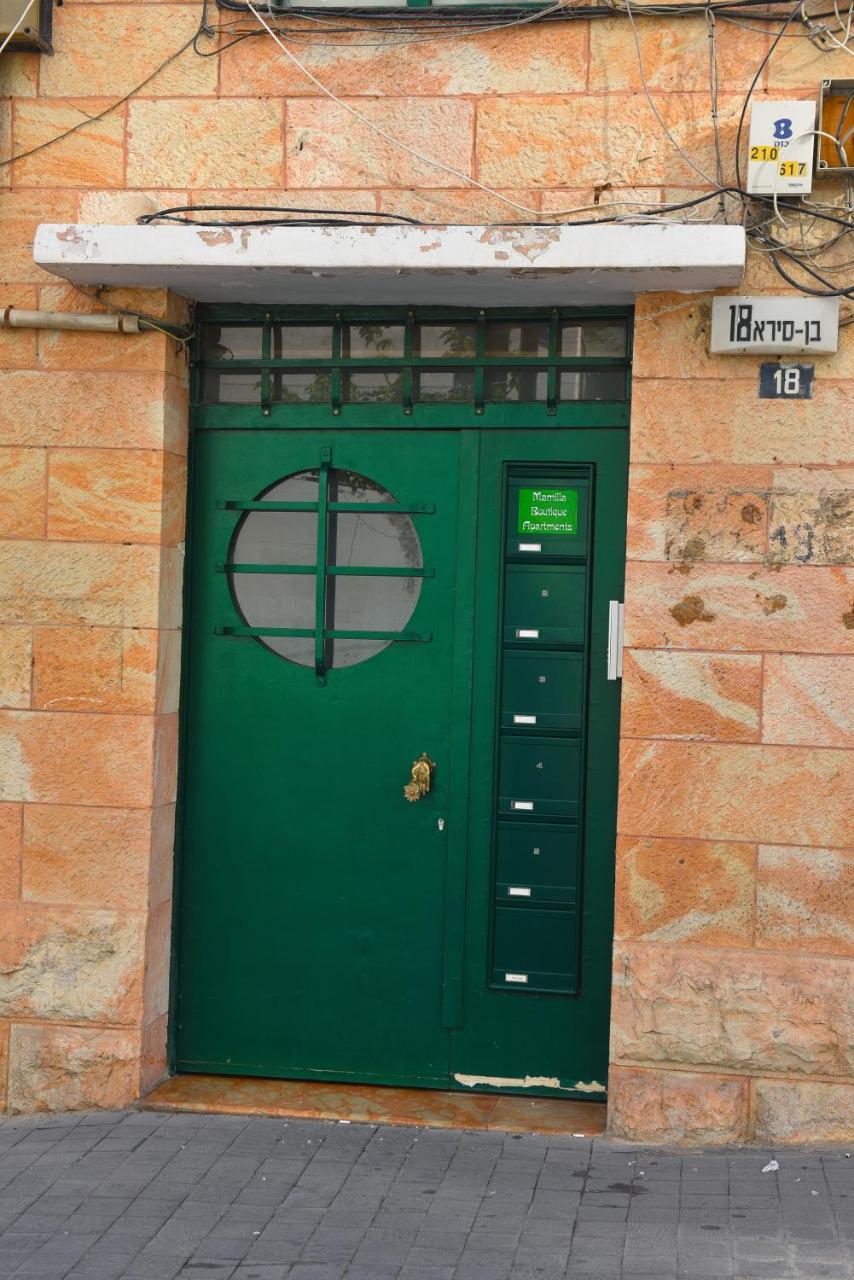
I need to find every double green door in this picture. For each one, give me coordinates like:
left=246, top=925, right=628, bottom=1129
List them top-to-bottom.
left=176, top=425, right=627, bottom=1095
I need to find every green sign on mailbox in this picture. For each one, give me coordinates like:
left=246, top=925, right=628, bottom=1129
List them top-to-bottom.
left=518, top=487, right=578, bottom=536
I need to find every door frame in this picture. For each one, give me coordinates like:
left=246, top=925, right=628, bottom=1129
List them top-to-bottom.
left=168, top=304, right=633, bottom=1082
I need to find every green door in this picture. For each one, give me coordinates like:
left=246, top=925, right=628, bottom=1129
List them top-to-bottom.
left=175, top=307, right=629, bottom=1096
left=177, top=429, right=469, bottom=1085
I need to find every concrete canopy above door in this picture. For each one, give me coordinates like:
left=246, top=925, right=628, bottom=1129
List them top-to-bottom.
left=34, top=223, right=745, bottom=305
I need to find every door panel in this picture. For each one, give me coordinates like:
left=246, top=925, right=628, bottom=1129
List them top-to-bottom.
left=176, top=429, right=463, bottom=1085
left=450, top=429, right=628, bottom=1095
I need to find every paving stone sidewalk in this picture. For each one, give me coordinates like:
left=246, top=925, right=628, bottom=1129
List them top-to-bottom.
left=0, top=1109, right=850, bottom=1280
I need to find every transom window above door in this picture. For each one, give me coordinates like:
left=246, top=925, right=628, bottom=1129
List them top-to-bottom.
left=198, top=310, right=630, bottom=412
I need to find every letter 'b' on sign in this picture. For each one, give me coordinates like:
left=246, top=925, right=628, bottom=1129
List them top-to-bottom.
left=518, top=488, right=578, bottom=537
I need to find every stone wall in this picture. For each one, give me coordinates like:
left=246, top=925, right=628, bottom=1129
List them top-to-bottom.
left=0, top=0, right=852, bottom=1138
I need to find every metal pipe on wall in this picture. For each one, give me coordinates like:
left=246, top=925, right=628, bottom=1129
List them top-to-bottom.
left=1, top=307, right=142, bottom=333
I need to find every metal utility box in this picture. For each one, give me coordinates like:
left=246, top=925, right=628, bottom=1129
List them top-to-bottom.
left=0, top=0, right=51, bottom=51
left=817, top=79, right=854, bottom=174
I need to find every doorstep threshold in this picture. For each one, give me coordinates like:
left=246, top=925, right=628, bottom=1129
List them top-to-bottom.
left=144, top=1074, right=606, bottom=1136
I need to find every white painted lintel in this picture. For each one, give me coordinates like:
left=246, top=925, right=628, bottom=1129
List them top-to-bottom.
left=34, top=222, right=745, bottom=306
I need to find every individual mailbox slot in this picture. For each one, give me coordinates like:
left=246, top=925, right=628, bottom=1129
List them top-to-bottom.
left=507, top=474, right=590, bottom=561
left=503, top=565, right=587, bottom=647
left=501, top=650, right=583, bottom=733
left=498, top=736, right=580, bottom=820
left=495, top=821, right=578, bottom=906
left=492, top=906, right=579, bottom=994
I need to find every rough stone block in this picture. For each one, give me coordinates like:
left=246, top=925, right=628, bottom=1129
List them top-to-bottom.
left=40, top=7, right=217, bottom=98
left=589, top=18, right=767, bottom=92
left=222, top=21, right=586, bottom=97
left=0, top=49, right=38, bottom=97
left=477, top=93, right=744, bottom=188
left=12, top=98, right=125, bottom=187
left=286, top=98, right=474, bottom=188
left=127, top=99, right=283, bottom=188
left=378, top=186, right=537, bottom=224
left=77, top=187, right=189, bottom=224
left=0, top=192, right=80, bottom=284
left=0, top=371, right=180, bottom=450
left=632, top=379, right=854, bottom=465
left=0, top=447, right=46, bottom=539
left=47, top=449, right=185, bottom=545
left=626, top=464, right=771, bottom=562
left=767, top=468, right=854, bottom=566
left=0, top=542, right=165, bottom=628
left=624, top=561, right=854, bottom=653
left=0, top=625, right=32, bottom=710
left=33, top=625, right=158, bottom=714
left=155, top=630, right=182, bottom=716
left=621, top=650, right=761, bottom=741
left=762, top=655, right=854, bottom=747
left=0, top=709, right=156, bottom=806
left=153, top=713, right=179, bottom=807
left=619, top=739, right=853, bottom=848
left=0, top=802, right=22, bottom=901
left=22, top=803, right=154, bottom=910
left=149, top=804, right=175, bottom=909
left=615, top=835, right=755, bottom=946
left=757, top=845, right=854, bottom=956
left=143, top=898, right=172, bottom=1023
left=0, top=904, right=144, bottom=1023
left=611, top=941, right=853, bottom=1078
left=141, top=1011, right=168, bottom=1096
left=7, top=1022, right=139, bottom=1113
left=607, top=1065, right=748, bottom=1143
left=753, top=1078, right=854, bottom=1144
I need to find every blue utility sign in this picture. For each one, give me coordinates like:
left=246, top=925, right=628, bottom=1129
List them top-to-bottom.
left=759, top=363, right=814, bottom=399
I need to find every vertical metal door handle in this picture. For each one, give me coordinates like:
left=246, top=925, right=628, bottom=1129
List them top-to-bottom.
left=607, top=601, right=624, bottom=680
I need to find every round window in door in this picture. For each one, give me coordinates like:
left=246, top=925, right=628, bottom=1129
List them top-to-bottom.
left=229, top=468, right=424, bottom=669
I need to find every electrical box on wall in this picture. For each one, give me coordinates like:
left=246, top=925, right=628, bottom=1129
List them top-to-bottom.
left=0, top=0, right=51, bottom=51
left=817, top=79, right=854, bottom=174
left=747, top=100, right=815, bottom=195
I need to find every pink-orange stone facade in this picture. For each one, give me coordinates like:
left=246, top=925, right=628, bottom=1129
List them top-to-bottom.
left=1, top=0, right=852, bottom=1143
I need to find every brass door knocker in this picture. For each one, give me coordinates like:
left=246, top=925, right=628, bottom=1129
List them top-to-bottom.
left=404, top=753, right=435, bottom=802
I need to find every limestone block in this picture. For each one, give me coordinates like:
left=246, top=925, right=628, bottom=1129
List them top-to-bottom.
left=41, top=7, right=217, bottom=98
left=589, top=17, right=767, bottom=92
left=222, top=21, right=587, bottom=97
left=0, top=50, right=38, bottom=97
left=477, top=93, right=745, bottom=188
left=12, top=98, right=125, bottom=187
left=286, top=98, right=474, bottom=188
left=127, top=100, right=283, bottom=188
left=378, top=187, right=538, bottom=224
left=77, top=189, right=188, bottom=224
left=0, top=193, right=80, bottom=285
left=0, top=287, right=38, bottom=370
left=634, top=294, right=854, bottom=381
left=0, top=372, right=180, bottom=450
left=632, top=379, right=854, bottom=466
left=0, top=448, right=46, bottom=538
left=47, top=449, right=185, bottom=545
left=627, top=464, right=772, bottom=562
left=768, top=468, right=854, bottom=567
left=0, top=542, right=164, bottom=628
left=624, top=561, right=854, bottom=653
left=0, top=626, right=32, bottom=711
left=33, top=626, right=158, bottom=714
left=155, top=630, right=182, bottom=715
left=621, top=651, right=761, bottom=741
left=762, top=655, right=854, bottom=747
left=0, top=709, right=155, bottom=807
left=153, top=713, right=179, bottom=807
left=619, top=739, right=853, bottom=848
left=22, top=803, right=154, bottom=910
left=0, top=804, right=22, bottom=902
left=149, top=805, right=175, bottom=909
left=615, top=836, right=755, bottom=946
left=757, top=845, right=854, bottom=956
left=143, top=898, right=171, bottom=1023
left=0, top=904, right=144, bottom=1023
left=611, top=941, right=853, bottom=1077
left=140, top=1012, right=168, bottom=1096
left=0, top=1022, right=7, bottom=1109
left=7, top=1023, right=139, bottom=1113
left=607, top=1064, right=748, bottom=1143
left=753, top=1078, right=854, bottom=1144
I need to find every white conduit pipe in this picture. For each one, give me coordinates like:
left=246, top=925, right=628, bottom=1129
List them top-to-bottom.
left=1, top=307, right=141, bottom=333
